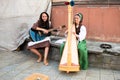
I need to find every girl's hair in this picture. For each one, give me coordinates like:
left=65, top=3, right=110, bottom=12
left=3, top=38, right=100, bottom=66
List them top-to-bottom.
left=38, top=12, right=49, bottom=29
left=73, top=13, right=83, bottom=26
left=74, top=13, right=83, bottom=34
left=77, top=13, right=83, bottom=23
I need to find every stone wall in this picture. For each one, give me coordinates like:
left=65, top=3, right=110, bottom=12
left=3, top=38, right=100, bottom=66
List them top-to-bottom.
left=49, top=45, right=120, bottom=70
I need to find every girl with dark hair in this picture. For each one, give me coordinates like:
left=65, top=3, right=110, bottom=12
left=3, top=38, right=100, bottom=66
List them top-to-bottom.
left=27, top=12, right=51, bottom=66
left=60, top=13, right=88, bottom=70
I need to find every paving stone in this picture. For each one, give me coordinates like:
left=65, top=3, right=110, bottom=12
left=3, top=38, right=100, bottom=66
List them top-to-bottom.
left=0, top=50, right=120, bottom=80
left=0, top=64, right=19, bottom=76
left=100, top=69, right=114, bottom=75
left=72, top=70, right=87, bottom=79
left=113, top=70, right=120, bottom=80
left=14, top=73, right=30, bottom=80
left=114, top=74, right=120, bottom=80
left=101, top=75, right=114, bottom=80
left=86, top=76, right=99, bottom=80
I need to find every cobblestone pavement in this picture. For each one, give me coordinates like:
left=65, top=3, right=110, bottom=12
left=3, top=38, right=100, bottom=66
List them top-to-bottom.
left=0, top=50, right=120, bottom=80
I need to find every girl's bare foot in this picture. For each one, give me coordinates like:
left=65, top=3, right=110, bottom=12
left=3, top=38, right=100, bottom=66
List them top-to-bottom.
left=37, top=56, right=42, bottom=63
left=44, top=60, right=48, bottom=66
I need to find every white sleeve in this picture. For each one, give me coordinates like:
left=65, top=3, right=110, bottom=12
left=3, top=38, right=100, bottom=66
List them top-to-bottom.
left=49, top=21, right=51, bottom=28
left=78, top=25, right=87, bottom=41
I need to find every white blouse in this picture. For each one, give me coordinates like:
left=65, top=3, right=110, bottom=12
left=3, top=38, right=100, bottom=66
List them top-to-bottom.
left=78, top=25, right=87, bottom=41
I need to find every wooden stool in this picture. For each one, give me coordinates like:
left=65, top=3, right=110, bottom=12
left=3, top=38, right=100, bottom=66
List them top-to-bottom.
left=24, top=73, right=49, bottom=80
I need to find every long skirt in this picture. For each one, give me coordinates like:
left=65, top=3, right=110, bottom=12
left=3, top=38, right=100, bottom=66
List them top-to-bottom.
left=27, top=29, right=50, bottom=49
left=27, top=37, right=50, bottom=49
left=60, top=40, right=88, bottom=70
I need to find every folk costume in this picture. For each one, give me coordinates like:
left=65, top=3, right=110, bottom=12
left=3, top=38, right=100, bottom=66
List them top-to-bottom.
left=60, top=13, right=88, bottom=70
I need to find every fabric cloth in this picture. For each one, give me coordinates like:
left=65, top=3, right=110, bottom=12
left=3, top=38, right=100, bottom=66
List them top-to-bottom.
left=0, top=0, right=51, bottom=51
left=27, top=37, right=50, bottom=49
left=77, top=40, right=88, bottom=70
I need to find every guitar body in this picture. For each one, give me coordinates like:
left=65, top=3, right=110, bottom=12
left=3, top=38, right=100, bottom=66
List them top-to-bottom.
left=29, top=26, right=61, bottom=42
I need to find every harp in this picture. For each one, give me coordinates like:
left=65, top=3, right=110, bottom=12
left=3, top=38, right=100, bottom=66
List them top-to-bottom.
left=59, top=0, right=80, bottom=73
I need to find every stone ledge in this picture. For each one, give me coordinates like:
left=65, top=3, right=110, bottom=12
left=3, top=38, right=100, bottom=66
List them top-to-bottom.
left=21, top=36, right=120, bottom=70
left=49, top=36, right=120, bottom=70
left=50, top=36, right=120, bottom=56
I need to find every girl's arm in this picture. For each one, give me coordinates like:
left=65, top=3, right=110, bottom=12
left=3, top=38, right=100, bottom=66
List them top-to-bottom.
left=32, top=21, right=49, bottom=34
left=36, top=27, right=49, bottom=34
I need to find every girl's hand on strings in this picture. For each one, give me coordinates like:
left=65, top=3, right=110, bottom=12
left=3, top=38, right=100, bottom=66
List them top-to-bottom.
left=64, top=30, right=68, bottom=37
left=73, top=32, right=79, bottom=38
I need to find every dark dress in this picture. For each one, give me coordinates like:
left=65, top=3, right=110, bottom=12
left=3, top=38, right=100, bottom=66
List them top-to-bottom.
left=27, top=21, right=51, bottom=49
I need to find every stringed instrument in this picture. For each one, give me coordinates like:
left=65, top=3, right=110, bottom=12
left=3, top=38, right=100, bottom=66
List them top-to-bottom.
left=59, top=0, right=80, bottom=73
left=29, top=25, right=65, bottom=42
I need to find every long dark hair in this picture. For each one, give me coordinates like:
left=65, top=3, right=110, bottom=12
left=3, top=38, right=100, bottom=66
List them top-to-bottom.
left=38, top=12, right=49, bottom=29
left=74, top=13, right=83, bottom=34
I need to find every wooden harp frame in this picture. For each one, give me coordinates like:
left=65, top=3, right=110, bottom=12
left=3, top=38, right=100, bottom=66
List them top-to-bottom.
left=59, top=0, right=80, bottom=73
